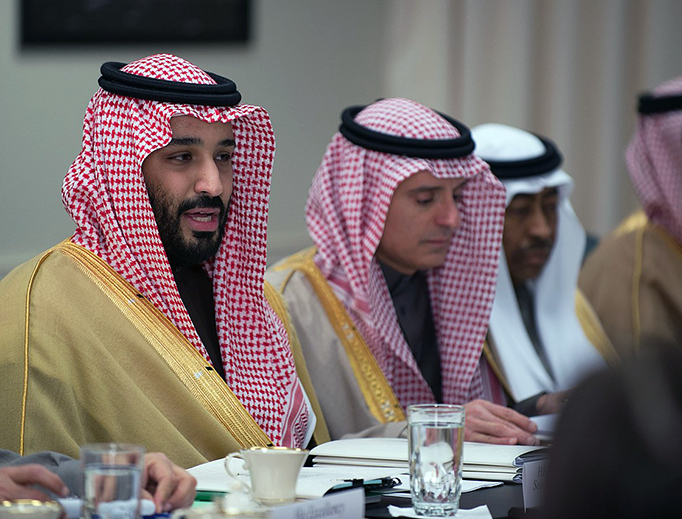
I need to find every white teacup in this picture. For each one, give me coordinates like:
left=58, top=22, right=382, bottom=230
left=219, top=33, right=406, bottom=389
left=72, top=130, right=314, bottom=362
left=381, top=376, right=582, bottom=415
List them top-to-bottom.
left=224, top=446, right=308, bottom=506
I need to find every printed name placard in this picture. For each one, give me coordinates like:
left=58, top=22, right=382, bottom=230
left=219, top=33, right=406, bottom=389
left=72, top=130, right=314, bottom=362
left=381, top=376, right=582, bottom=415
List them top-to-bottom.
left=522, top=459, right=549, bottom=510
left=269, top=488, right=365, bottom=519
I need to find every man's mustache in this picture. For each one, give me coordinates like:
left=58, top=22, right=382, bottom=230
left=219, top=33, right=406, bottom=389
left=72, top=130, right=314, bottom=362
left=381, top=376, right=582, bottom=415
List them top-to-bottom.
left=177, top=196, right=226, bottom=216
left=517, top=238, right=553, bottom=255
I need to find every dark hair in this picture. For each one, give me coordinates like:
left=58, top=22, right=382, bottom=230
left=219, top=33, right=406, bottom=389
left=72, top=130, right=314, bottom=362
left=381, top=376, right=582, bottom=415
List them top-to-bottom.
left=541, top=341, right=682, bottom=518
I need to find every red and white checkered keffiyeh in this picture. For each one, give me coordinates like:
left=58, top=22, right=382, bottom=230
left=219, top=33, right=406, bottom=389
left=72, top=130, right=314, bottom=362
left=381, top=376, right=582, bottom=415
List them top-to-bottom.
left=61, top=54, right=308, bottom=448
left=627, top=76, right=682, bottom=244
left=306, top=98, right=506, bottom=407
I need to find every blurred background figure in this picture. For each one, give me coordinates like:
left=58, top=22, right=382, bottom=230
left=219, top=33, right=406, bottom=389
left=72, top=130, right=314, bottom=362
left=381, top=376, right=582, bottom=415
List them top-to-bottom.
left=580, top=77, right=682, bottom=358
left=541, top=340, right=682, bottom=519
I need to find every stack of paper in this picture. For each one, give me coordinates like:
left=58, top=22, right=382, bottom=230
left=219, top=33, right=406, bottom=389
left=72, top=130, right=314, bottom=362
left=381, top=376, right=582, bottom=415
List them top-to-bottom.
left=310, top=438, right=548, bottom=483
left=458, top=443, right=548, bottom=482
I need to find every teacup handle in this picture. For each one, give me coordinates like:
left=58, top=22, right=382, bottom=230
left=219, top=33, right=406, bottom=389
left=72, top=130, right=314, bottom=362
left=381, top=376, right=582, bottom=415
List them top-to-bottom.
left=224, top=452, right=253, bottom=495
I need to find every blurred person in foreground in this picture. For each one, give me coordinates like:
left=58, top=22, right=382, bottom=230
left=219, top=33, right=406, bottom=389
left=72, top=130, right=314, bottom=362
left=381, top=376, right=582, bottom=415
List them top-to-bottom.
left=0, top=54, right=327, bottom=467
left=580, top=77, right=682, bottom=358
left=267, top=98, right=540, bottom=445
left=471, top=124, right=618, bottom=417
left=541, top=341, right=682, bottom=518
left=0, top=451, right=195, bottom=513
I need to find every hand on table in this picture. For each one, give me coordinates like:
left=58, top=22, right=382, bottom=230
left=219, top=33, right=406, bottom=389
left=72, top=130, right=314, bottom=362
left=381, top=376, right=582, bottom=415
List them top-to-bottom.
left=536, top=390, right=571, bottom=415
left=463, top=399, right=540, bottom=446
left=140, top=453, right=196, bottom=513
left=0, top=464, right=69, bottom=502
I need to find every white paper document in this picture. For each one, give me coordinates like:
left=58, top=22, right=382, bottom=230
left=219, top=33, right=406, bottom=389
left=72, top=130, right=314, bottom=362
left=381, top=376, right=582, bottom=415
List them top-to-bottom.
left=531, top=413, right=558, bottom=441
left=189, top=457, right=405, bottom=499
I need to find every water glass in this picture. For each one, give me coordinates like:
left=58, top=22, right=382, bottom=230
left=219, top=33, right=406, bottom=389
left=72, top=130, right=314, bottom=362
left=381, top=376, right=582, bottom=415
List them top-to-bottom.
left=407, top=404, right=465, bottom=517
left=80, top=443, right=145, bottom=519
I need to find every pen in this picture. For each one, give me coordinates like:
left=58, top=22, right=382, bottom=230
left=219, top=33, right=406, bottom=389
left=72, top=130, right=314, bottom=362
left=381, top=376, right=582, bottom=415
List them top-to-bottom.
left=327, top=476, right=401, bottom=494
left=364, top=477, right=402, bottom=492
left=194, top=490, right=228, bottom=502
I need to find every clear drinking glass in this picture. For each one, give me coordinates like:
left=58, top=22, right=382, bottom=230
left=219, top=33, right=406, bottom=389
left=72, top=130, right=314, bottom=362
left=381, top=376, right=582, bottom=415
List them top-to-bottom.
left=407, top=404, right=465, bottom=517
left=80, top=443, right=145, bottom=519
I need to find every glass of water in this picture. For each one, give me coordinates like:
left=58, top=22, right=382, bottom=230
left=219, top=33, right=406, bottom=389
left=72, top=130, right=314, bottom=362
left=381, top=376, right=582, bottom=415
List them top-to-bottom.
left=407, top=404, right=465, bottom=517
left=80, top=443, right=145, bottom=519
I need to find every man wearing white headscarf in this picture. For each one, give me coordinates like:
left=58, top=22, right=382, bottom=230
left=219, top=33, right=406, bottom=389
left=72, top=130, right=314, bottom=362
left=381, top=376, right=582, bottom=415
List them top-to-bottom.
left=0, top=54, right=327, bottom=467
left=580, top=77, right=682, bottom=357
left=268, top=99, right=540, bottom=445
left=472, top=124, right=616, bottom=416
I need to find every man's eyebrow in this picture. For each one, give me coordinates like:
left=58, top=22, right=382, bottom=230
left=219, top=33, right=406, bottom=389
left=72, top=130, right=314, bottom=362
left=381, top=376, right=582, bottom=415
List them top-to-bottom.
left=166, top=137, right=236, bottom=147
left=167, top=137, right=201, bottom=146
left=407, top=179, right=469, bottom=195
left=407, top=185, right=444, bottom=195
left=510, top=188, right=559, bottom=203
left=511, top=193, right=536, bottom=201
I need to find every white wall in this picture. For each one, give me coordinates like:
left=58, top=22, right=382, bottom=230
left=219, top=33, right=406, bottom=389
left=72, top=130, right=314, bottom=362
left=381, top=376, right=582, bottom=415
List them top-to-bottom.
left=0, top=0, right=389, bottom=277
left=381, top=0, right=682, bottom=239
left=3, top=1, right=682, bottom=280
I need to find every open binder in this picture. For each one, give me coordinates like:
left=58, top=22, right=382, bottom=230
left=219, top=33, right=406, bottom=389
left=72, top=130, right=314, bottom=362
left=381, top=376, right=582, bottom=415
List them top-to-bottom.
left=310, top=438, right=548, bottom=483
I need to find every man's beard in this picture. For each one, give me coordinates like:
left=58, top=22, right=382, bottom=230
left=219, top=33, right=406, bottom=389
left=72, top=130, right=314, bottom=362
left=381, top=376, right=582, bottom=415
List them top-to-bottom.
left=147, top=188, right=229, bottom=268
left=507, top=236, right=554, bottom=284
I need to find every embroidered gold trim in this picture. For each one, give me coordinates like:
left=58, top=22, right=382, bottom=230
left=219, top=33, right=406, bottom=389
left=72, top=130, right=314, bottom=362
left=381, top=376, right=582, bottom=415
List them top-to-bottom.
left=612, top=210, right=648, bottom=238
left=611, top=211, right=649, bottom=353
left=618, top=213, right=682, bottom=354
left=652, top=223, right=682, bottom=264
left=632, top=225, right=645, bottom=353
left=48, top=241, right=271, bottom=448
left=272, top=247, right=405, bottom=423
left=575, top=289, right=620, bottom=365
left=481, top=338, right=512, bottom=397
